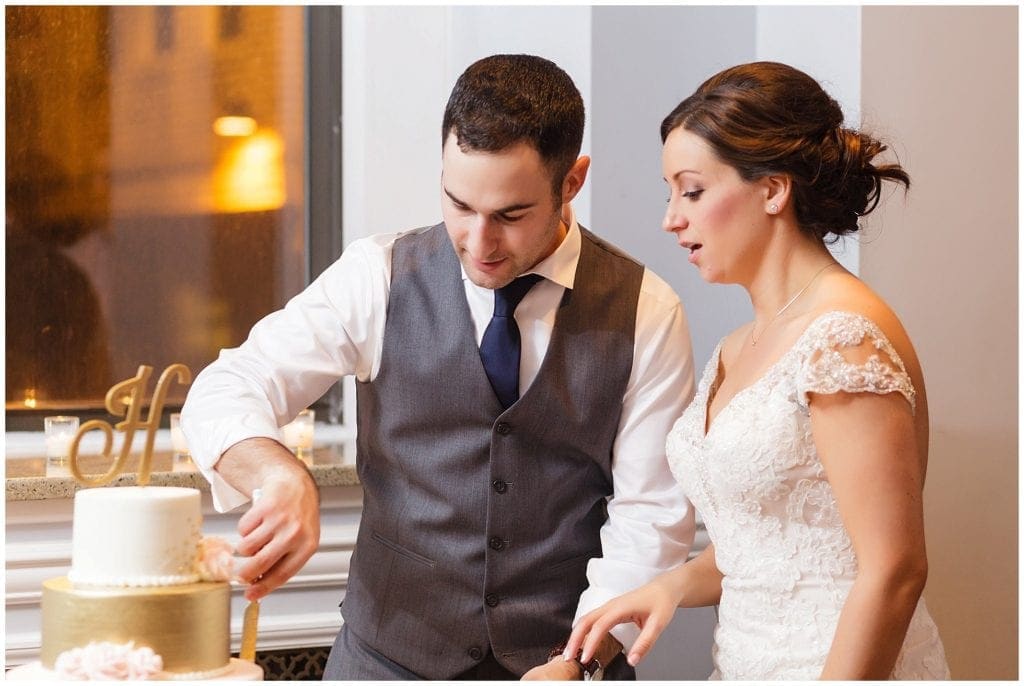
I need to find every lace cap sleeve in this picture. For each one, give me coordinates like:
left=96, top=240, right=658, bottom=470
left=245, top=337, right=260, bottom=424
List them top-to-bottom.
left=796, top=311, right=916, bottom=413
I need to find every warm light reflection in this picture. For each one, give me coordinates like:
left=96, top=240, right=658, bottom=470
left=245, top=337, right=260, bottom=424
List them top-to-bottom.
left=213, top=115, right=257, bottom=137
left=213, top=129, right=286, bottom=213
left=23, top=388, right=38, bottom=408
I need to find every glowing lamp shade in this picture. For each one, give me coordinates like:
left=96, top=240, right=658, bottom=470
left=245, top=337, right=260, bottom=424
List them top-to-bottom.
left=213, top=115, right=257, bottom=137
left=213, top=129, right=286, bottom=213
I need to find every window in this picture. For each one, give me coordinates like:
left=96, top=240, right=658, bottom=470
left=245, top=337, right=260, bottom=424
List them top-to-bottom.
left=5, top=7, right=342, bottom=428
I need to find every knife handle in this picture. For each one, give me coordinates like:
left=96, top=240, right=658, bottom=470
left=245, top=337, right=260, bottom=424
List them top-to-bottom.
left=239, top=488, right=262, bottom=662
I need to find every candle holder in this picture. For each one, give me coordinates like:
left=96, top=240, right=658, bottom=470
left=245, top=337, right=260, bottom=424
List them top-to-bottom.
left=282, top=409, right=315, bottom=463
left=169, top=413, right=193, bottom=471
left=45, top=416, right=79, bottom=467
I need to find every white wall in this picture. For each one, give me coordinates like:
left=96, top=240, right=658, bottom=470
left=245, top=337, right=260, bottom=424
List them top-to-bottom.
left=860, top=6, right=1018, bottom=679
left=341, top=7, right=449, bottom=246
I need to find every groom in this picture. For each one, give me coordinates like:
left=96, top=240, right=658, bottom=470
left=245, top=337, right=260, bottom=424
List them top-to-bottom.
left=182, top=53, right=695, bottom=680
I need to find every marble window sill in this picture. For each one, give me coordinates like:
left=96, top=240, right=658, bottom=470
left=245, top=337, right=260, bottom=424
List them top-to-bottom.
left=5, top=425, right=359, bottom=501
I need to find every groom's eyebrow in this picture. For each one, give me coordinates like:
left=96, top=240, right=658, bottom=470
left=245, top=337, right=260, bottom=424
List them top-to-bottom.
left=443, top=186, right=535, bottom=214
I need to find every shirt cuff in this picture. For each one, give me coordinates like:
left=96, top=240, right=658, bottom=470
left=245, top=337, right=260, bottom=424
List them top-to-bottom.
left=183, top=413, right=283, bottom=513
left=205, top=468, right=251, bottom=513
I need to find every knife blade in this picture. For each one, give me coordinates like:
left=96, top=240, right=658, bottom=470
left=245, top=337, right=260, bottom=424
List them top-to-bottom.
left=239, top=599, right=260, bottom=662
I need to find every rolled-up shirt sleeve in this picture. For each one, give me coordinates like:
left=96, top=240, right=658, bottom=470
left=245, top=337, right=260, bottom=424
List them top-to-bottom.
left=181, top=234, right=395, bottom=512
left=573, top=269, right=696, bottom=650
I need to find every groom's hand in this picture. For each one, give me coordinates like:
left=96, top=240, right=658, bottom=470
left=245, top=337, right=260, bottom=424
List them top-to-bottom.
left=225, top=437, right=321, bottom=601
left=521, top=633, right=623, bottom=680
left=521, top=658, right=581, bottom=681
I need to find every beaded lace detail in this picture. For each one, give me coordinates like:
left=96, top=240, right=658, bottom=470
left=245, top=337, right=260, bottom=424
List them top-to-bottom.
left=666, top=311, right=949, bottom=680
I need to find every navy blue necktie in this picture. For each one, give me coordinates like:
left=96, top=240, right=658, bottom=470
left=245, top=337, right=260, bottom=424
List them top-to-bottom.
left=479, top=274, right=543, bottom=409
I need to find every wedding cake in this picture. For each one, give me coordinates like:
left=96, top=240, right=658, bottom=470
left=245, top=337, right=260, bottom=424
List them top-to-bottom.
left=32, top=486, right=263, bottom=681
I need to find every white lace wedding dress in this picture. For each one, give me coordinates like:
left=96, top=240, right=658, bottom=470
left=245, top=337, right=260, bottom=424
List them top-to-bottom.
left=666, top=311, right=950, bottom=680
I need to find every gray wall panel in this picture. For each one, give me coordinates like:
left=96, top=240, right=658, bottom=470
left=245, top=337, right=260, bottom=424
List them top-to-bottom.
left=591, top=5, right=756, bottom=375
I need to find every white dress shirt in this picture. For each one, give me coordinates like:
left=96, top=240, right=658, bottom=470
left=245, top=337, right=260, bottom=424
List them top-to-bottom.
left=182, top=206, right=696, bottom=650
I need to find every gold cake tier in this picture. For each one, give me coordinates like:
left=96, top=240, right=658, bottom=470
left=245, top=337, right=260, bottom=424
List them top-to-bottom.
left=41, top=577, right=230, bottom=675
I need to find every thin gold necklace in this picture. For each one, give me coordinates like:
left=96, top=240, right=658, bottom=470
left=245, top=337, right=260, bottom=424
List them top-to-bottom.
left=750, top=262, right=838, bottom=346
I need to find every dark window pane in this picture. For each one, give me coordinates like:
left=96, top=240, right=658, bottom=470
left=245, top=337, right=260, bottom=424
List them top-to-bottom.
left=154, top=6, right=174, bottom=53
left=220, top=6, right=243, bottom=41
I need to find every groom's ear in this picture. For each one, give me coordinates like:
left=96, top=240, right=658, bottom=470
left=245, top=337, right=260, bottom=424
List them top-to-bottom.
left=559, top=156, right=591, bottom=205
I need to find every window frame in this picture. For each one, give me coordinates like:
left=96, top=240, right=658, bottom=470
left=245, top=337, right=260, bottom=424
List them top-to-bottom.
left=304, top=5, right=345, bottom=425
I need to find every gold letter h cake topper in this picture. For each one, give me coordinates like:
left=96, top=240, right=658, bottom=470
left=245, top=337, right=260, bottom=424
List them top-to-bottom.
left=68, top=363, right=192, bottom=487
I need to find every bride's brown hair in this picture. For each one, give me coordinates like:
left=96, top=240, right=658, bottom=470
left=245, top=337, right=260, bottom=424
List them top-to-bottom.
left=661, top=61, right=909, bottom=241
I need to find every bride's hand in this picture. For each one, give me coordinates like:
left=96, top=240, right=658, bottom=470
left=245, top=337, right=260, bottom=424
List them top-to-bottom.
left=563, top=569, right=686, bottom=668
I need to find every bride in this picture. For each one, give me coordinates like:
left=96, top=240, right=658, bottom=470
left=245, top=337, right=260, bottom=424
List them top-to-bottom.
left=563, top=62, right=949, bottom=680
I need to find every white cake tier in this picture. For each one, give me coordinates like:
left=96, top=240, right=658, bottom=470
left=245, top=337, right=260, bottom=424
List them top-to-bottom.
left=68, top=486, right=202, bottom=587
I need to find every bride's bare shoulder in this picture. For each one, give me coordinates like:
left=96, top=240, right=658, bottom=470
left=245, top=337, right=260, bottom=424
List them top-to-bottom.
left=810, top=270, right=921, bottom=374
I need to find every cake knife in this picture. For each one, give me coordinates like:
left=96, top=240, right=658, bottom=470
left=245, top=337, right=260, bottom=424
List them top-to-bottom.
left=239, top=488, right=262, bottom=663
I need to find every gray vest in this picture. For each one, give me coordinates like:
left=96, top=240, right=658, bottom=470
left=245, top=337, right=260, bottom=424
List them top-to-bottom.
left=344, top=223, right=643, bottom=678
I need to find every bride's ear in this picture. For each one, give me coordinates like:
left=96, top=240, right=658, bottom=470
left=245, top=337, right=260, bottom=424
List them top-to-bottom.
left=762, top=174, right=792, bottom=215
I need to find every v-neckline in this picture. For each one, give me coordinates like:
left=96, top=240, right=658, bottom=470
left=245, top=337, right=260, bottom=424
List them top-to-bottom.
left=701, top=310, right=842, bottom=438
left=702, top=344, right=793, bottom=438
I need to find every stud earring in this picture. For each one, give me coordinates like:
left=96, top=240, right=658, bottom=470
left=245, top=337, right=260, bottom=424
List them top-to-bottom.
left=768, top=203, right=779, bottom=214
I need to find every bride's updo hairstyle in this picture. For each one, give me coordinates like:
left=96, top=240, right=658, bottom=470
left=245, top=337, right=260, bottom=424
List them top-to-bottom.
left=660, top=61, right=909, bottom=240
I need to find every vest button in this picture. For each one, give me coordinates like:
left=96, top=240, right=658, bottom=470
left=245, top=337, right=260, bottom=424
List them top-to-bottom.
left=495, top=422, right=511, bottom=435
left=492, top=479, right=508, bottom=494
left=489, top=536, right=505, bottom=551
left=485, top=593, right=500, bottom=607
left=468, top=646, right=484, bottom=661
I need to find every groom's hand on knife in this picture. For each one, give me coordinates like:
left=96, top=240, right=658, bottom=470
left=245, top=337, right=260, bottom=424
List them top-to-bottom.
left=223, top=437, right=321, bottom=601
left=521, top=633, right=622, bottom=680
left=521, top=658, right=581, bottom=681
